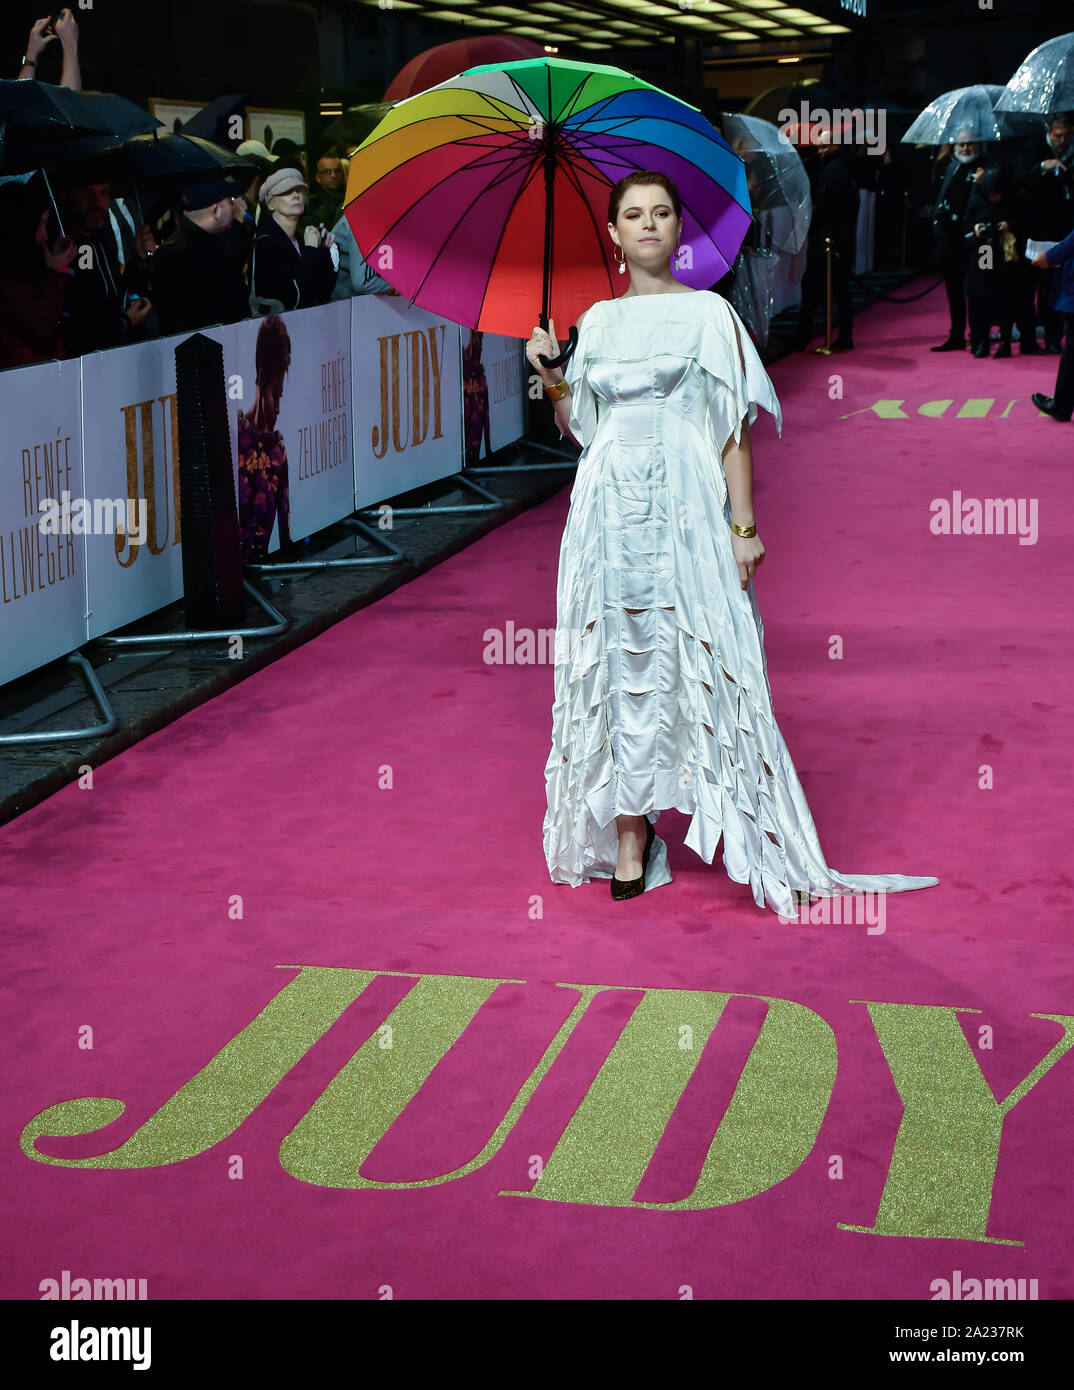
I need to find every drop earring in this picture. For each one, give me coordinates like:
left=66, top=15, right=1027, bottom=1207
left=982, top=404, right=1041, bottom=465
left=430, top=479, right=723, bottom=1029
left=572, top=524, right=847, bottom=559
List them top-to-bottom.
left=614, top=242, right=625, bottom=275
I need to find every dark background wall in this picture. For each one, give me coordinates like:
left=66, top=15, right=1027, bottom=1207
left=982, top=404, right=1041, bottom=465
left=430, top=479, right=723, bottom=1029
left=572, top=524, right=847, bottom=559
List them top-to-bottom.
left=3, top=0, right=1070, bottom=165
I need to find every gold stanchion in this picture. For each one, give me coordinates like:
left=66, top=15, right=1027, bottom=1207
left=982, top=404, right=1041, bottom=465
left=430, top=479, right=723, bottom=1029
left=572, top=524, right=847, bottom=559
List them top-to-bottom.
left=814, top=234, right=833, bottom=355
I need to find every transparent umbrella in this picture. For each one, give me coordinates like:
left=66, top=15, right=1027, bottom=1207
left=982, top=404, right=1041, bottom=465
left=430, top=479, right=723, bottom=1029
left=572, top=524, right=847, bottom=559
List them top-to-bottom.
left=994, top=32, right=1074, bottom=114
left=902, top=84, right=1039, bottom=145
left=720, top=113, right=811, bottom=349
left=721, top=113, right=811, bottom=254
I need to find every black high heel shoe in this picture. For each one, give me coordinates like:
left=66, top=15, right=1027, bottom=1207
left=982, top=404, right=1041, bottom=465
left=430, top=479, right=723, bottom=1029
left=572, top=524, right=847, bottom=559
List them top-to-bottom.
left=610, top=818, right=655, bottom=901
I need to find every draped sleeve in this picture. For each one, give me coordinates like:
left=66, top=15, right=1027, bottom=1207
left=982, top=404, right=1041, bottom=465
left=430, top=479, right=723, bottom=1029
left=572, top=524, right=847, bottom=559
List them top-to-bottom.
left=700, top=293, right=783, bottom=454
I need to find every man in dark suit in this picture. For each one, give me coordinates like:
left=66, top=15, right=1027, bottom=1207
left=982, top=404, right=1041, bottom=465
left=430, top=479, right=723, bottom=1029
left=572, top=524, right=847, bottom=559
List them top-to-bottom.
left=1014, top=112, right=1074, bottom=354
left=795, top=127, right=860, bottom=351
left=930, top=132, right=984, bottom=351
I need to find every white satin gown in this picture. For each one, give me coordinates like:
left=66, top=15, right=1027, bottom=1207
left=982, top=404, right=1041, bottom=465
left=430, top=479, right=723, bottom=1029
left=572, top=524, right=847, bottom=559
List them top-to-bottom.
left=541, top=290, right=939, bottom=917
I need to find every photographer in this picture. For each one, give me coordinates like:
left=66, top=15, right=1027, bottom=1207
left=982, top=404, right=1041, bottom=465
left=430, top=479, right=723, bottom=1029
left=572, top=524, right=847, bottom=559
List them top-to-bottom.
left=18, top=9, right=81, bottom=89
left=1015, top=112, right=1074, bottom=354
left=930, top=132, right=982, bottom=351
left=962, top=165, right=1034, bottom=358
left=251, top=168, right=336, bottom=312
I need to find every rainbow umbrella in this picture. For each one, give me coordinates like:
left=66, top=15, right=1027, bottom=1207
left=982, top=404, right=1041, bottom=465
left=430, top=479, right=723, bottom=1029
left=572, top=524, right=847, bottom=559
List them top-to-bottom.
left=344, top=56, right=752, bottom=357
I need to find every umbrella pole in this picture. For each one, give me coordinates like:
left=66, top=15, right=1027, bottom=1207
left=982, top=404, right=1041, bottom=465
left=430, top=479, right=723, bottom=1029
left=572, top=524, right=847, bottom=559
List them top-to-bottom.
left=535, top=136, right=576, bottom=371
left=540, top=138, right=554, bottom=333
left=42, top=169, right=66, bottom=239
left=133, top=173, right=146, bottom=233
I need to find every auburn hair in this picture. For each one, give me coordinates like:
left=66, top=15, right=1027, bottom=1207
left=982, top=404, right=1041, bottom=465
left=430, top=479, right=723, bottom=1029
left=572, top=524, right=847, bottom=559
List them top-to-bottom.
left=608, top=171, right=682, bottom=225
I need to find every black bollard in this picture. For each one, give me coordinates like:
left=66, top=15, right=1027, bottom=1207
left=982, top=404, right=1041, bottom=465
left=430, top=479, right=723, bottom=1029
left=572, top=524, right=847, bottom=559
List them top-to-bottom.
left=174, top=332, right=244, bottom=628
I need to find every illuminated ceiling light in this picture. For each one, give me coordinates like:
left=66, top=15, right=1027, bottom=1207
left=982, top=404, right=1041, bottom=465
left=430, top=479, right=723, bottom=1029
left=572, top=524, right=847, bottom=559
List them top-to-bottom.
left=422, top=10, right=502, bottom=22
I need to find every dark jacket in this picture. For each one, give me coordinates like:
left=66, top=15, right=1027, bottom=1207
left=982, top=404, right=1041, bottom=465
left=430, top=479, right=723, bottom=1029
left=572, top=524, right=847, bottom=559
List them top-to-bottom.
left=1014, top=134, right=1074, bottom=241
left=806, top=148, right=860, bottom=249
left=932, top=156, right=979, bottom=258
left=962, top=178, right=1029, bottom=296
left=303, top=185, right=344, bottom=234
left=60, top=212, right=152, bottom=357
left=251, top=214, right=334, bottom=311
left=151, top=215, right=251, bottom=336
left=1043, top=222, right=1074, bottom=313
left=0, top=267, right=71, bottom=368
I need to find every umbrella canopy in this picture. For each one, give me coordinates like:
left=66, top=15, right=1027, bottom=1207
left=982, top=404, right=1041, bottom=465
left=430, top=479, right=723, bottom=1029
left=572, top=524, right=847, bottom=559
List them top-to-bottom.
left=994, top=33, right=1074, bottom=115
left=384, top=36, right=545, bottom=102
left=344, top=56, right=751, bottom=340
left=0, top=81, right=160, bottom=173
left=744, top=82, right=840, bottom=132
left=902, top=84, right=1041, bottom=145
left=179, top=93, right=249, bottom=147
left=318, top=102, right=395, bottom=156
left=721, top=112, right=811, bottom=255
left=75, top=131, right=256, bottom=187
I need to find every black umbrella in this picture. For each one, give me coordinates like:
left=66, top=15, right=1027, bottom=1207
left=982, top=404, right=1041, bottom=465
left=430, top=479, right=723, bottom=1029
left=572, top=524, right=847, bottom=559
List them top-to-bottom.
left=0, top=81, right=161, bottom=233
left=1, top=82, right=115, bottom=170
left=0, top=83, right=160, bottom=172
left=178, top=93, right=249, bottom=148
left=53, top=131, right=257, bottom=230
left=77, top=131, right=254, bottom=184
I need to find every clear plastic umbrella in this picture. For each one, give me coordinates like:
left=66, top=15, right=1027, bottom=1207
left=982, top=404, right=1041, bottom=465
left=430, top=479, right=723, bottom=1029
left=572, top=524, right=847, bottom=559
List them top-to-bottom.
left=994, top=33, right=1074, bottom=114
left=902, top=84, right=1039, bottom=145
left=721, top=112, right=811, bottom=254
left=720, top=113, right=811, bottom=349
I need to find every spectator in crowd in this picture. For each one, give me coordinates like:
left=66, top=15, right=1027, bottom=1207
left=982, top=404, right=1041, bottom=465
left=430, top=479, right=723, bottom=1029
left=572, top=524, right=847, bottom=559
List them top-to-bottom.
left=18, top=8, right=81, bottom=88
left=1015, top=112, right=1074, bottom=354
left=794, top=126, right=859, bottom=351
left=930, top=131, right=984, bottom=351
left=270, top=139, right=306, bottom=176
left=236, top=140, right=277, bottom=169
left=305, top=146, right=348, bottom=230
left=226, top=156, right=272, bottom=283
left=962, top=164, right=1034, bottom=358
left=251, top=168, right=335, bottom=311
left=56, top=172, right=157, bottom=356
left=150, top=176, right=251, bottom=336
left=0, top=181, right=76, bottom=369
left=329, top=211, right=397, bottom=298
left=1031, top=229, right=1074, bottom=421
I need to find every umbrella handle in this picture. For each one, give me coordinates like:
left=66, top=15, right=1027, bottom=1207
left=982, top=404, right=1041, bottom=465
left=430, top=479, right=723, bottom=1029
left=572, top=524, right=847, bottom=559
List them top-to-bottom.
left=537, top=324, right=578, bottom=371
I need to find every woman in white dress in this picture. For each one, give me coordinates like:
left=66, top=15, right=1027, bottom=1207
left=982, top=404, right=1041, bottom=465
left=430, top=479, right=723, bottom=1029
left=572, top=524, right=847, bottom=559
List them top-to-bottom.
left=527, top=170, right=938, bottom=915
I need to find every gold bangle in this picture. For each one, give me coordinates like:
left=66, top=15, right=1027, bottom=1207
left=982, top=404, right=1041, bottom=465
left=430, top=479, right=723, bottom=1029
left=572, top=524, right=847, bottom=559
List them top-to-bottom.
left=544, top=378, right=570, bottom=400
left=731, top=522, right=757, bottom=538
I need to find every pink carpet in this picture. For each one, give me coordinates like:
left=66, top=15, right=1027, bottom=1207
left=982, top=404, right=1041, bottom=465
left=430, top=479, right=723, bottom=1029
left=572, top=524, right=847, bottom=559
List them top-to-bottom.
left=3, top=277, right=1072, bottom=1300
